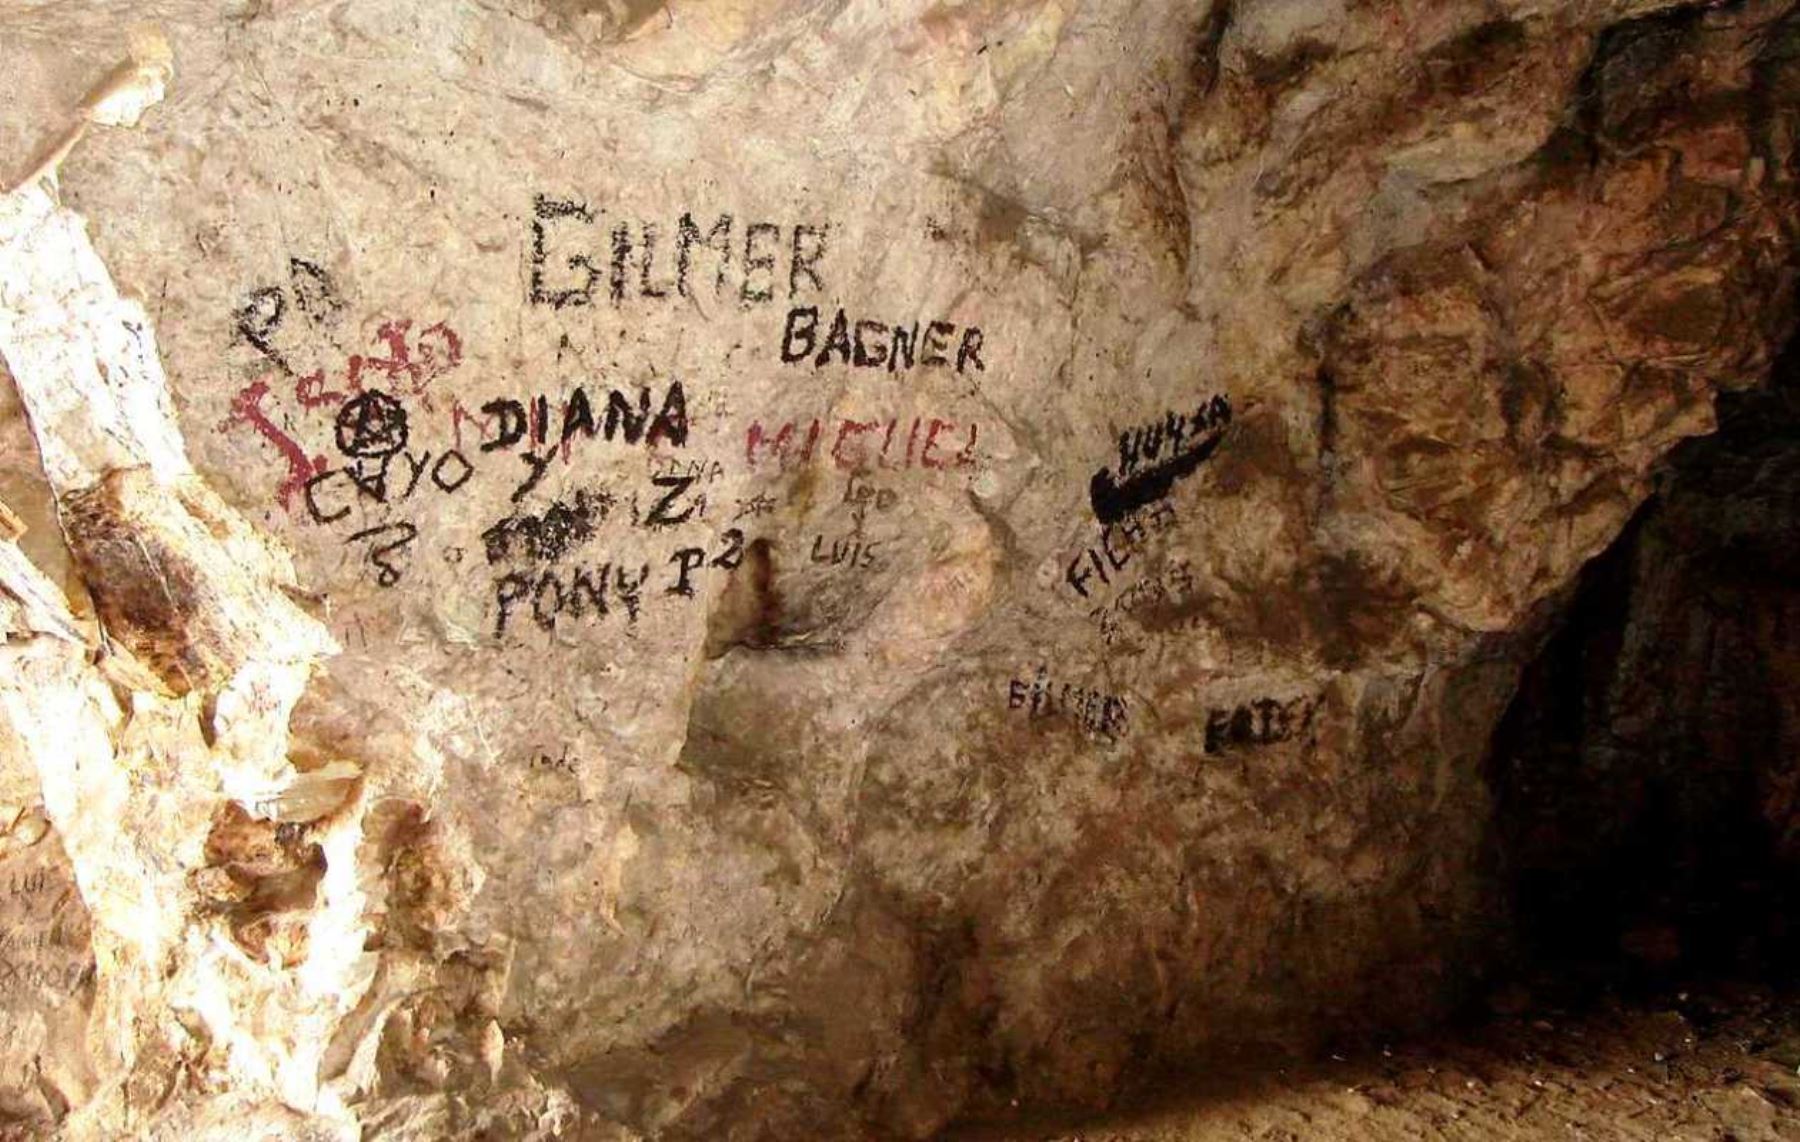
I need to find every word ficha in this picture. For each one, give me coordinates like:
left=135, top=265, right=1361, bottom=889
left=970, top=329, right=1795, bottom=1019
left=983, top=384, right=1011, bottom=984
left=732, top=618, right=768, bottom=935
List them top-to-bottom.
left=529, top=195, right=829, bottom=308
left=779, top=307, right=985, bottom=374
left=1090, top=394, right=1232, bottom=524
left=1064, top=501, right=1178, bottom=599
left=1007, top=666, right=1130, bottom=740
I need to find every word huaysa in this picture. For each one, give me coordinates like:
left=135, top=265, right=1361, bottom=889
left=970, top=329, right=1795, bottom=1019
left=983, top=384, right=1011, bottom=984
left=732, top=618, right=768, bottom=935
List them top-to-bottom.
left=529, top=195, right=829, bottom=308
left=779, top=307, right=986, bottom=374
left=1090, top=394, right=1233, bottom=524
left=746, top=415, right=977, bottom=471
left=1007, top=665, right=1130, bottom=740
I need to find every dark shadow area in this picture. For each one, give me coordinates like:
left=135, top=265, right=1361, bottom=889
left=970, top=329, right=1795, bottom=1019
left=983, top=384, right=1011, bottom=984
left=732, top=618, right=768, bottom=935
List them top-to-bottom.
left=1487, top=330, right=1800, bottom=1000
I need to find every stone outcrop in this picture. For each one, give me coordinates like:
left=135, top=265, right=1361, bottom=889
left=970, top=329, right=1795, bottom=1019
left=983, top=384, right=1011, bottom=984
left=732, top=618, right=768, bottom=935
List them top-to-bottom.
left=0, top=1, right=1796, bottom=1138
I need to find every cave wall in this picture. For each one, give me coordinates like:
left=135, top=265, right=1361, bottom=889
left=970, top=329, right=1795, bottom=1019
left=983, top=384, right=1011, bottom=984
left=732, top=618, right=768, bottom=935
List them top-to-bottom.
left=0, top=1, right=1797, bottom=1139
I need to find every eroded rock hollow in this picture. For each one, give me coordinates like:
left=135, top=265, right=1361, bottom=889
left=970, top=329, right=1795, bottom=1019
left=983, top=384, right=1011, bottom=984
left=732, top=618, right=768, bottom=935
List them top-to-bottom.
left=0, top=1, right=1797, bottom=1138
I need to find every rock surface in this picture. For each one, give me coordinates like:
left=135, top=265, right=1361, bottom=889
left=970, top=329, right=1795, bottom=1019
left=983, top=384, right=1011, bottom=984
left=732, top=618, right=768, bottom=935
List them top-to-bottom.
left=0, top=1, right=1796, bottom=1138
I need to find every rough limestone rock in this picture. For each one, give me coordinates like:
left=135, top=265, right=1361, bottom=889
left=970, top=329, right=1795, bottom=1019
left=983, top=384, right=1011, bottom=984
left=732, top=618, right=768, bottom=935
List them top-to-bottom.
left=0, top=1, right=1796, bottom=1138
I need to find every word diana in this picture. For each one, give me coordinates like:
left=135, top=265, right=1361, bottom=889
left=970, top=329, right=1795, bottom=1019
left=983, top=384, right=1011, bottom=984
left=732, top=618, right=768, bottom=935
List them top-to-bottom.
left=478, top=382, right=688, bottom=453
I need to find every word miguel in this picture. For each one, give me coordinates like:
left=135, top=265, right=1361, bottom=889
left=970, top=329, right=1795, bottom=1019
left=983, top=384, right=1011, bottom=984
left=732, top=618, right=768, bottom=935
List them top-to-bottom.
left=529, top=195, right=829, bottom=308
left=473, top=381, right=688, bottom=501
left=1090, top=394, right=1233, bottom=524
left=746, top=415, right=977, bottom=471
left=492, top=528, right=745, bottom=638
left=1007, top=666, right=1130, bottom=740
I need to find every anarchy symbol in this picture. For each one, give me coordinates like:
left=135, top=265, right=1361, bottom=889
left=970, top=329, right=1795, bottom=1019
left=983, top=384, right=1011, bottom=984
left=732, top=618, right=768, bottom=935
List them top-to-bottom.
left=334, top=389, right=409, bottom=459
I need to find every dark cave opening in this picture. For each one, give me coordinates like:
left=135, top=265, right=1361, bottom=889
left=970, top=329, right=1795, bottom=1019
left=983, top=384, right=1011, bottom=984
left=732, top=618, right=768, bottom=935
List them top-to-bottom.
left=1489, top=328, right=1800, bottom=998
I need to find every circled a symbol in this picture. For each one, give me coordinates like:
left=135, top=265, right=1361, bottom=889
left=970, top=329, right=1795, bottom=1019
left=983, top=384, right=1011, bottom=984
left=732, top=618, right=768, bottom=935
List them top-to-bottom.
left=335, top=390, right=409, bottom=459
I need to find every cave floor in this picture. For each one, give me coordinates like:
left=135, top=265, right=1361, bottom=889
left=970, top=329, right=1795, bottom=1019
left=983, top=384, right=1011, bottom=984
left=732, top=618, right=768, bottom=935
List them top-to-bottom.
left=955, top=983, right=1800, bottom=1141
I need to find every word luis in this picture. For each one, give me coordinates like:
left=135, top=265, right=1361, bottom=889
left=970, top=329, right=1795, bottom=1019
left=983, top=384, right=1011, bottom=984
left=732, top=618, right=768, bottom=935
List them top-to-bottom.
left=809, top=533, right=882, bottom=571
